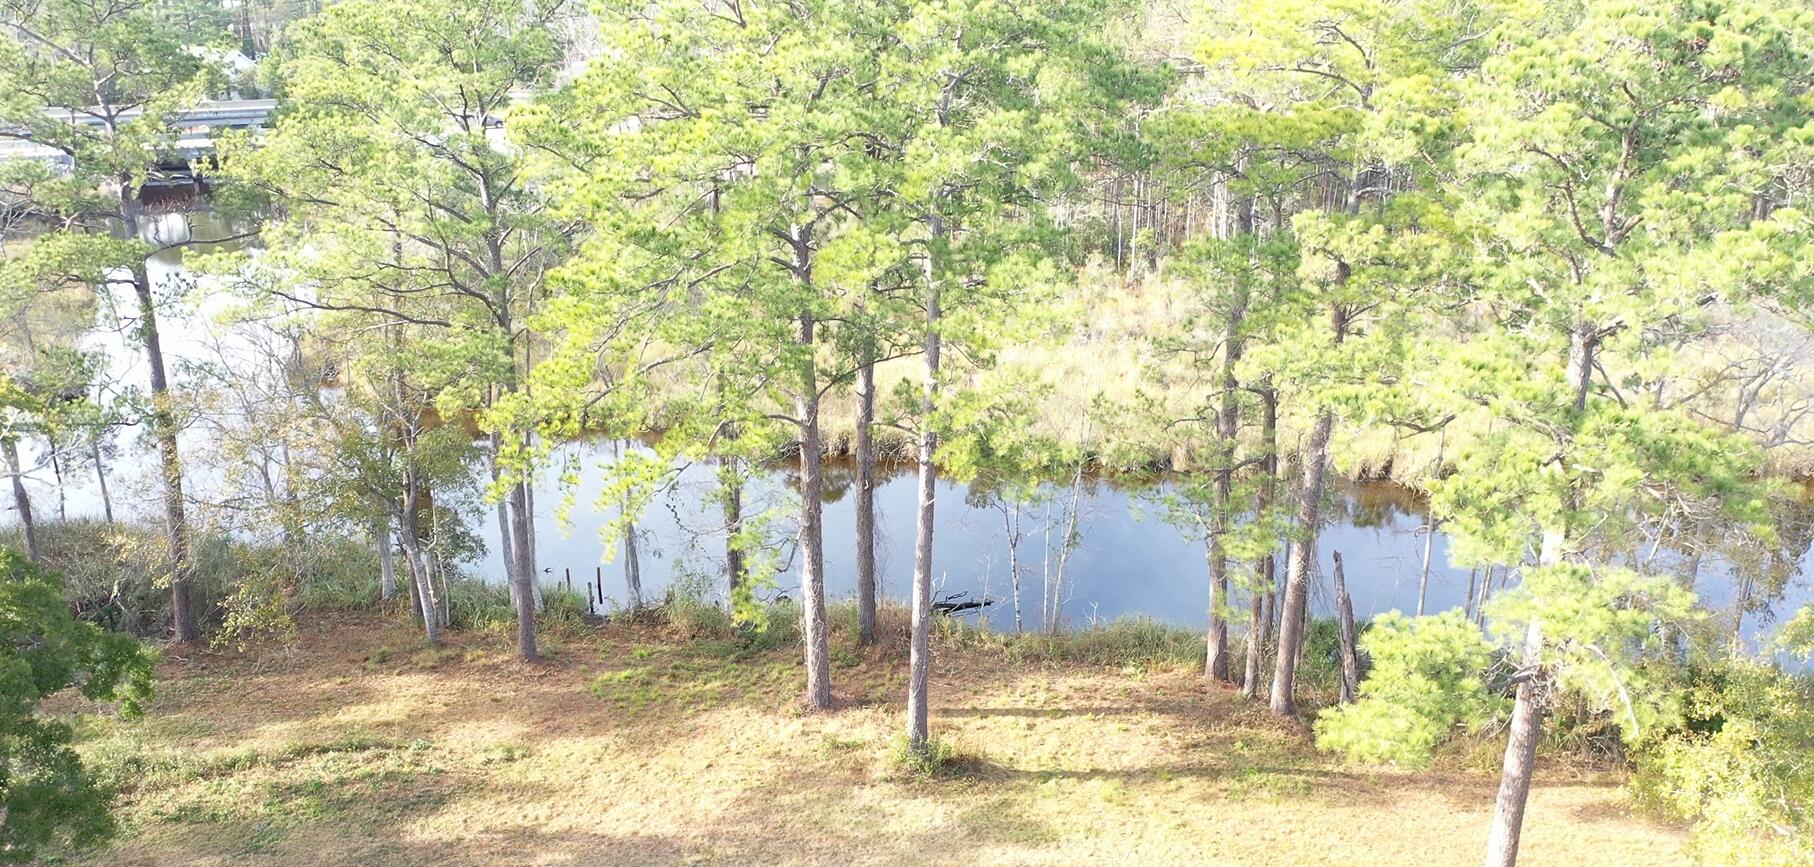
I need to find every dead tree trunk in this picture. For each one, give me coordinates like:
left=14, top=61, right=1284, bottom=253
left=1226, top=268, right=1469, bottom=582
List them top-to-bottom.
left=1416, top=429, right=1446, bottom=616
left=46, top=433, right=65, bottom=521
left=1333, top=551, right=1360, bottom=703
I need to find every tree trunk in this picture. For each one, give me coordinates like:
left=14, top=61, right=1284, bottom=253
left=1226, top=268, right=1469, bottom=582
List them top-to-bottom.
left=906, top=218, right=943, bottom=753
left=132, top=257, right=198, bottom=643
left=1205, top=288, right=1247, bottom=682
left=1269, top=304, right=1348, bottom=717
left=796, top=313, right=832, bottom=710
left=1484, top=324, right=1592, bottom=867
left=855, top=347, right=879, bottom=646
left=1242, top=380, right=1278, bottom=699
left=1269, top=409, right=1333, bottom=717
left=1417, top=429, right=1445, bottom=616
left=491, top=433, right=518, bottom=600
left=47, top=434, right=66, bottom=521
left=90, top=434, right=114, bottom=524
left=4, top=437, right=39, bottom=562
left=605, top=438, right=643, bottom=609
left=721, top=458, right=746, bottom=598
left=1044, top=468, right=1086, bottom=634
left=507, top=478, right=539, bottom=660
left=525, top=478, right=540, bottom=600
left=396, top=491, right=438, bottom=644
left=497, top=495, right=516, bottom=593
left=1005, top=503, right=1024, bottom=634
left=623, top=510, right=643, bottom=609
left=377, top=516, right=397, bottom=600
left=1333, top=551, right=1360, bottom=703
left=405, top=552, right=423, bottom=620
left=1242, top=554, right=1272, bottom=698
left=1475, top=565, right=1495, bottom=627
left=1464, top=566, right=1479, bottom=622
left=1484, top=620, right=1545, bottom=867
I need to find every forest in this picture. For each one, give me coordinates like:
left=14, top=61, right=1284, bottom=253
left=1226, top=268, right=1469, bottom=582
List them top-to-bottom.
left=3, top=0, right=1813, bottom=864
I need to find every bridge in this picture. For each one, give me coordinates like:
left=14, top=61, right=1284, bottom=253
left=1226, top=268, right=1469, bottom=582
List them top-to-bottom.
left=0, top=99, right=277, bottom=171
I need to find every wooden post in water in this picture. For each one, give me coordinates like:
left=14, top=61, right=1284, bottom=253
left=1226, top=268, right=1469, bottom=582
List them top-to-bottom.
left=1333, top=551, right=1361, bottom=704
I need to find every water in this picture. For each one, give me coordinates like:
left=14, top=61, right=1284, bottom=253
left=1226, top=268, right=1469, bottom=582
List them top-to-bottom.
left=7, top=203, right=1812, bottom=654
left=486, top=439, right=1487, bottom=628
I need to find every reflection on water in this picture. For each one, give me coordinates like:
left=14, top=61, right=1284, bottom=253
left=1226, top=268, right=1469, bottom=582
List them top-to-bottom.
left=7, top=200, right=1812, bottom=655
left=483, top=437, right=1814, bottom=654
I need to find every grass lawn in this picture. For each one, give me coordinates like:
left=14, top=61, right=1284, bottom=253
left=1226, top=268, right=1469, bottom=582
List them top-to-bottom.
left=49, top=610, right=1687, bottom=866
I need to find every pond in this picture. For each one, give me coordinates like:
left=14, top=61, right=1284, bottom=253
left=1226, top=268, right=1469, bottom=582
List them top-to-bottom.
left=483, top=437, right=1813, bottom=654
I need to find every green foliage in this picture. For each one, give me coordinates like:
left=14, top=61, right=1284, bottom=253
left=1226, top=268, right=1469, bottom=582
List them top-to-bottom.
left=17, top=519, right=400, bottom=646
left=0, top=549, right=155, bottom=864
left=1490, top=565, right=1702, bottom=739
left=659, top=574, right=801, bottom=655
left=441, top=580, right=517, bottom=633
left=1773, top=605, right=1814, bottom=661
left=1314, top=611, right=1503, bottom=767
left=1001, top=616, right=1201, bottom=670
left=1631, top=660, right=1814, bottom=867
left=888, top=733, right=960, bottom=780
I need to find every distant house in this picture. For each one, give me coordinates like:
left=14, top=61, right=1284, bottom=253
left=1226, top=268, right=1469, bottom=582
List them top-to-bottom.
left=190, top=47, right=261, bottom=100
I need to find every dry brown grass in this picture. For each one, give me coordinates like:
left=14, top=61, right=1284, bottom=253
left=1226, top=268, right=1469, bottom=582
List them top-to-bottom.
left=54, top=612, right=1687, bottom=866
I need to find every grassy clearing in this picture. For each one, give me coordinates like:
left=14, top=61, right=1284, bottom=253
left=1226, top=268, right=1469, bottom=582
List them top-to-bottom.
left=44, top=608, right=1687, bottom=866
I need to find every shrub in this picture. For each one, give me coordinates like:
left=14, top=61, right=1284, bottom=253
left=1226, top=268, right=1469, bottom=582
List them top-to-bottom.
left=0, top=548, right=155, bottom=863
left=443, top=579, right=517, bottom=632
left=1314, top=611, right=1504, bottom=766
left=1631, top=659, right=1814, bottom=867
left=888, top=734, right=959, bottom=779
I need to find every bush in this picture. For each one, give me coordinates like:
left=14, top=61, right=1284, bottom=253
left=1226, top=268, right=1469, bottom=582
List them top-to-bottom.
left=15, top=520, right=389, bottom=644
left=16, top=520, right=239, bottom=637
left=0, top=548, right=154, bottom=863
left=654, top=572, right=800, bottom=653
left=443, top=579, right=517, bottom=632
left=1313, top=611, right=1504, bottom=767
left=1631, top=659, right=1814, bottom=867
left=888, top=734, right=959, bottom=779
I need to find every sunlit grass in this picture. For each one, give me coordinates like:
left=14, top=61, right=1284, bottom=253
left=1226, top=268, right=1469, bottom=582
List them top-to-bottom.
left=51, top=609, right=1689, bottom=866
